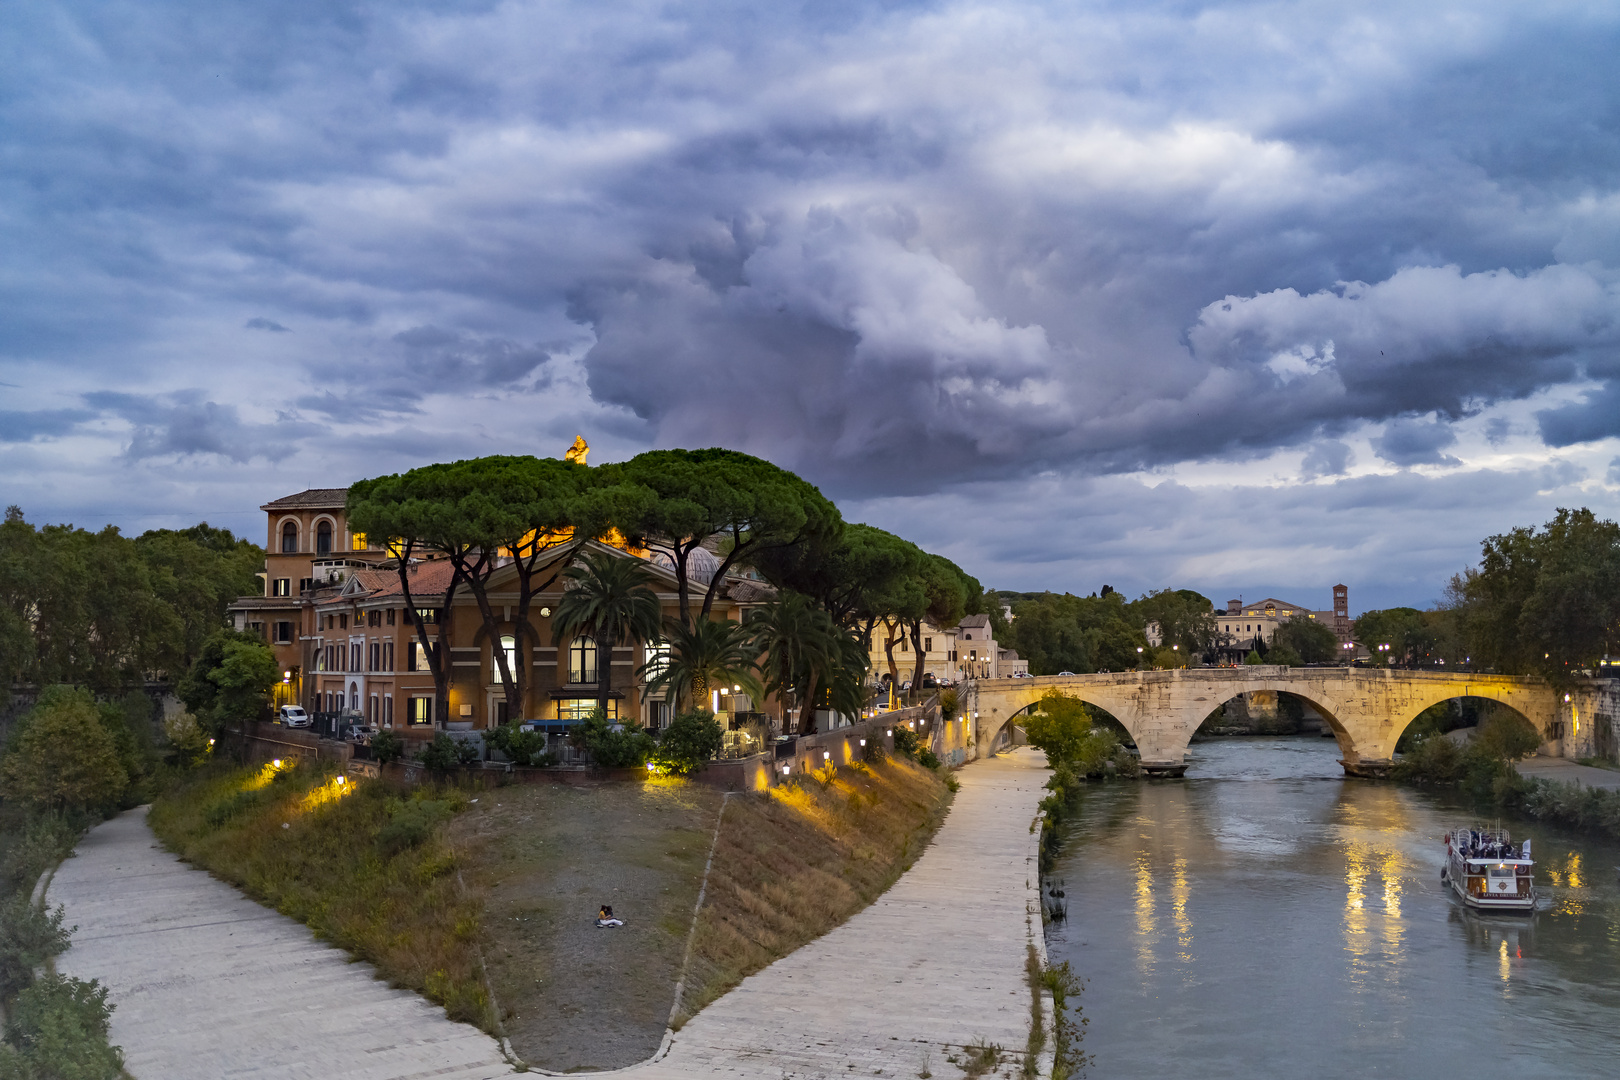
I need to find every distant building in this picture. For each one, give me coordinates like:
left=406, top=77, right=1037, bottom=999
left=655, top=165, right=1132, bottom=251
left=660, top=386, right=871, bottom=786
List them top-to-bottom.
left=1212, top=585, right=1356, bottom=663
left=868, top=612, right=1027, bottom=683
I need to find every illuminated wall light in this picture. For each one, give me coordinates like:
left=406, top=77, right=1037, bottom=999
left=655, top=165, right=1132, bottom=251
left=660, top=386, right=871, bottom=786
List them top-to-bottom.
left=860, top=739, right=867, bottom=746
left=823, top=751, right=831, bottom=760
left=272, top=759, right=282, bottom=768
left=645, top=762, right=656, bottom=771
left=782, top=765, right=790, bottom=775
left=336, top=776, right=346, bottom=785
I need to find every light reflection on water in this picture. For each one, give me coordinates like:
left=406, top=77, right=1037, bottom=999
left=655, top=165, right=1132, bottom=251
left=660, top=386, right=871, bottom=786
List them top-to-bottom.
left=1046, top=738, right=1620, bottom=1077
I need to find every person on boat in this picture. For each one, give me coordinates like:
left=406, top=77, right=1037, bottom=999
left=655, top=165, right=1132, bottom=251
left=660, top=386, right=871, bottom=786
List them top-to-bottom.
left=596, top=905, right=624, bottom=928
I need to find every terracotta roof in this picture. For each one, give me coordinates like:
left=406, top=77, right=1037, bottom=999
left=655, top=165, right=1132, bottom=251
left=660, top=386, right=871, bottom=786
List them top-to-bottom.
left=261, top=488, right=349, bottom=511
left=317, top=560, right=456, bottom=605
left=726, top=579, right=778, bottom=603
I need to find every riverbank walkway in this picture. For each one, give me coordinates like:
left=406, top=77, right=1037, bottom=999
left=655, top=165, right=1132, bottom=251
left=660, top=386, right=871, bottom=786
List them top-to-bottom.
left=48, top=748, right=1051, bottom=1080
left=1516, top=753, right=1620, bottom=791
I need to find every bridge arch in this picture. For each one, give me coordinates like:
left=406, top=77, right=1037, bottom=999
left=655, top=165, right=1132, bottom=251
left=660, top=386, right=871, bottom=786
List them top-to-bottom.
left=963, top=668, right=1559, bottom=777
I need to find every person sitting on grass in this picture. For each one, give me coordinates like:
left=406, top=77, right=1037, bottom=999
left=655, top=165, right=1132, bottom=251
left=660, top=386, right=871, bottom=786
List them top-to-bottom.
left=596, top=905, right=624, bottom=928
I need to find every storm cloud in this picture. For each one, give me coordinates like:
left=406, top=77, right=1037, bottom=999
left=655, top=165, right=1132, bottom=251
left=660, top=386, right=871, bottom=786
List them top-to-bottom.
left=3, top=0, right=1620, bottom=603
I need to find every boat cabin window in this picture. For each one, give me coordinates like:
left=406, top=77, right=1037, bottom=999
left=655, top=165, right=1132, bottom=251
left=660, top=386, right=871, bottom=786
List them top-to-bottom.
left=1487, top=864, right=1516, bottom=878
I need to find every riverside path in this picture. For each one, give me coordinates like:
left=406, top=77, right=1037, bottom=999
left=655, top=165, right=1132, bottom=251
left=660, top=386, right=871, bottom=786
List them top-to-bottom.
left=48, top=748, right=1052, bottom=1080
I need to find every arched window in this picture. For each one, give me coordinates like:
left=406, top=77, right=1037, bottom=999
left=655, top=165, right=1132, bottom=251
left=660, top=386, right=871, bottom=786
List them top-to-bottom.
left=316, top=520, right=333, bottom=554
left=281, top=521, right=298, bottom=553
left=498, top=635, right=518, bottom=681
left=568, top=635, right=597, bottom=684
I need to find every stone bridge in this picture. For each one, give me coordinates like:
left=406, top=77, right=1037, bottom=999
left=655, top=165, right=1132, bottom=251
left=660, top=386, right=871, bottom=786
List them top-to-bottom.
left=961, top=667, right=1609, bottom=776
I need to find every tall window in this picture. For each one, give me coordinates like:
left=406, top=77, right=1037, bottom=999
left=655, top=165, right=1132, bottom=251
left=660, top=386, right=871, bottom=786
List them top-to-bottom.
left=316, top=520, right=333, bottom=554
left=281, top=521, right=298, bottom=553
left=272, top=578, right=291, bottom=597
left=387, top=608, right=396, bottom=626
left=274, top=621, right=293, bottom=644
left=568, top=635, right=597, bottom=684
left=498, top=636, right=518, bottom=681
left=643, top=639, right=670, bottom=683
left=410, top=641, right=436, bottom=671
left=383, top=642, right=394, bottom=672
left=369, top=643, right=380, bottom=671
left=383, top=695, right=393, bottom=726
left=410, top=697, right=434, bottom=724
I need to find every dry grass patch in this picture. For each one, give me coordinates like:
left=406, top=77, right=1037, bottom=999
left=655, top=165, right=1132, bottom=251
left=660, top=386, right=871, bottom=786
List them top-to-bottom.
left=675, top=755, right=952, bottom=1023
left=148, top=761, right=490, bottom=1025
left=452, top=778, right=723, bottom=1073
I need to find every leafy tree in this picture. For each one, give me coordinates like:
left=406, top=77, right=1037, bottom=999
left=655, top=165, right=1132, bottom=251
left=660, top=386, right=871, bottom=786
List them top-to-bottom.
left=606, top=448, right=842, bottom=624
left=349, top=456, right=595, bottom=722
left=1454, top=507, right=1620, bottom=679
left=754, top=522, right=919, bottom=645
left=134, top=524, right=263, bottom=675
left=551, top=550, right=663, bottom=717
left=904, top=554, right=973, bottom=699
left=1129, top=589, right=1217, bottom=658
left=1001, top=591, right=1147, bottom=675
left=641, top=617, right=761, bottom=712
left=1270, top=617, right=1340, bottom=664
left=177, top=630, right=278, bottom=732
left=1244, top=649, right=1264, bottom=665
left=0, top=688, right=128, bottom=814
left=1023, top=691, right=1123, bottom=778
left=651, top=709, right=724, bottom=775
left=417, top=733, right=478, bottom=773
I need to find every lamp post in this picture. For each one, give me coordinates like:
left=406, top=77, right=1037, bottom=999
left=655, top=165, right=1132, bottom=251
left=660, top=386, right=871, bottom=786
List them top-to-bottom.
left=1136, top=645, right=1145, bottom=671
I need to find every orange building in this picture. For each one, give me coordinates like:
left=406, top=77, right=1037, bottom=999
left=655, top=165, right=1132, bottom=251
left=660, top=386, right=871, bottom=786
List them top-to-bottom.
left=228, top=488, right=770, bottom=739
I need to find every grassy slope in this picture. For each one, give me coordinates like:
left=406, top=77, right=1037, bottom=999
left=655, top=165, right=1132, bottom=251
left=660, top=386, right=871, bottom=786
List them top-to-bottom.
left=150, top=754, right=953, bottom=1070
left=676, top=756, right=952, bottom=1023
left=147, top=762, right=490, bottom=1023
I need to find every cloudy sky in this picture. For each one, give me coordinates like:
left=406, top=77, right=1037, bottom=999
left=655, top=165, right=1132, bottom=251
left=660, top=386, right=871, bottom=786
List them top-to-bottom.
left=4, top=0, right=1620, bottom=612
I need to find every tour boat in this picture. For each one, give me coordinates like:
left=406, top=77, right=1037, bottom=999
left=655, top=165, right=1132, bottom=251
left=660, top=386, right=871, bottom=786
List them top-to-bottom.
left=1441, top=826, right=1536, bottom=913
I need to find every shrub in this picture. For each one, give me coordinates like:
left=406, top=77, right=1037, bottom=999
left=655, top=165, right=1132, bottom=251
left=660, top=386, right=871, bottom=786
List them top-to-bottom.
left=939, top=688, right=960, bottom=721
left=569, top=708, right=654, bottom=768
left=162, top=710, right=213, bottom=768
left=651, top=710, right=724, bottom=776
left=891, top=726, right=921, bottom=759
left=371, top=729, right=405, bottom=765
left=507, top=730, right=553, bottom=768
left=417, top=734, right=476, bottom=774
left=917, top=748, right=942, bottom=770
left=0, top=814, right=80, bottom=899
left=0, top=898, right=71, bottom=1001
left=2, top=972, right=122, bottom=1080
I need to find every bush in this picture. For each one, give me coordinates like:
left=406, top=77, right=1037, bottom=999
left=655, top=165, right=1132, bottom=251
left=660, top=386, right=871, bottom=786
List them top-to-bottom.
left=0, top=688, right=129, bottom=814
left=939, top=688, right=960, bottom=721
left=569, top=709, right=654, bottom=768
left=162, top=710, right=213, bottom=768
left=651, top=710, right=724, bottom=776
left=484, top=724, right=553, bottom=767
left=891, top=726, right=921, bottom=759
left=371, top=729, right=405, bottom=765
left=417, top=734, right=478, bottom=773
left=917, top=748, right=942, bottom=770
left=0, top=814, right=80, bottom=899
left=0, top=898, right=71, bottom=1001
left=1, top=972, right=122, bottom=1080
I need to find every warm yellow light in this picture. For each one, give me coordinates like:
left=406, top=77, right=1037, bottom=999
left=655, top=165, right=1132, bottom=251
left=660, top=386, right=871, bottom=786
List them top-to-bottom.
left=282, top=671, right=291, bottom=682
left=207, top=738, right=215, bottom=747
left=823, top=751, right=830, bottom=760
left=272, top=759, right=282, bottom=768
left=645, top=762, right=656, bottom=771
left=336, top=776, right=346, bottom=785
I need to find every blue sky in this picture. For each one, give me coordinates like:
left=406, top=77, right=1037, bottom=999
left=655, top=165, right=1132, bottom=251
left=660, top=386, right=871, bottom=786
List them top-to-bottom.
left=3, top=0, right=1619, bottom=614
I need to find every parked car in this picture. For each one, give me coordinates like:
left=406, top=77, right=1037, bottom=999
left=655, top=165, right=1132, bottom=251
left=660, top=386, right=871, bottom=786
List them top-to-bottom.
left=1056, top=671, right=1077, bottom=676
left=921, top=673, right=939, bottom=689
left=278, top=705, right=311, bottom=728
left=342, top=724, right=377, bottom=745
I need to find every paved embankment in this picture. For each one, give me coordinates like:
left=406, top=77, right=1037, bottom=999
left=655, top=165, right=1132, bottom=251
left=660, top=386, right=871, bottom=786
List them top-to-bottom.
left=50, top=748, right=1051, bottom=1079
left=1515, top=753, right=1620, bottom=791
left=49, top=808, right=513, bottom=1080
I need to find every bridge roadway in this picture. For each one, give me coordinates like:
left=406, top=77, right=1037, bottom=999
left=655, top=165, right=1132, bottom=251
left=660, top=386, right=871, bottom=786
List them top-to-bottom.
left=962, top=666, right=1584, bottom=777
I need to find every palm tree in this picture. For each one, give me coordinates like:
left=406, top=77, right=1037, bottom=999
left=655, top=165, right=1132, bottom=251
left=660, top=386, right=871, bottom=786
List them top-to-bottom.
left=552, top=550, right=664, bottom=716
left=748, top=593, right=843, bottom=734
left=641, top=616, right=761, bottom=713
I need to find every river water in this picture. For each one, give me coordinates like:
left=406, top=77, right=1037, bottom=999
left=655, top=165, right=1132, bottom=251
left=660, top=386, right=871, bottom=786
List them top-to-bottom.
left=1044, top=738, right=1620, bottom=1077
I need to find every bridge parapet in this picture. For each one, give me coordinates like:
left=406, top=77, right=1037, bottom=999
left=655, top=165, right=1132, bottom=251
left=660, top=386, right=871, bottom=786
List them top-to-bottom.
left=962, top=669, right=1593, bottom=777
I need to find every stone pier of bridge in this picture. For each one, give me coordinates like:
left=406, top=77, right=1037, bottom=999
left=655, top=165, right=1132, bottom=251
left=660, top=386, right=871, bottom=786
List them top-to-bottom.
left=963, top=667, right=1616, bottom=777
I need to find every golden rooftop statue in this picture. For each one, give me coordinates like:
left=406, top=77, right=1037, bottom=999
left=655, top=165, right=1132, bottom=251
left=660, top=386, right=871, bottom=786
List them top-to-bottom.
left=565, top=435, right=589, bottom=465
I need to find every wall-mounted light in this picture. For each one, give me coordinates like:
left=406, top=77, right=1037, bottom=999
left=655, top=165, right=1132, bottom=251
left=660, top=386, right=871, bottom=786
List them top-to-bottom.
left=860, top=738, right=867, bottom=746
left=823, top=751, right=831, bottom=760
left=272, top=759, right=282, bottom=768
left=782, top=764, right=790, bottom=774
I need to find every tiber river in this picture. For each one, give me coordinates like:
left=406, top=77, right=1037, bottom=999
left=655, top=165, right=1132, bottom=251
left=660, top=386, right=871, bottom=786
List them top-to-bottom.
left=1045, top=738, right=1620, bottom=1078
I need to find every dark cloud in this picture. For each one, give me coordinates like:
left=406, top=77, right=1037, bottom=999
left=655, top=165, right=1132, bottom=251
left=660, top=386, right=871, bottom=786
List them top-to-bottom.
left=3, top=0, right=1620, bottom=599
left=1536, top=381, right=1620, bottom=447
left=83, top=391, right=326, bottom=462
left=0, top=409, right=94, bottom=443
left=1372, top=417, right=1462, bottom=467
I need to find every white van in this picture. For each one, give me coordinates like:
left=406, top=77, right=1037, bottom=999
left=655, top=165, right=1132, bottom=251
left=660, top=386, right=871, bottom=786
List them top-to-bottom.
left=278, top=705, right=312, bottom=728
